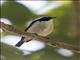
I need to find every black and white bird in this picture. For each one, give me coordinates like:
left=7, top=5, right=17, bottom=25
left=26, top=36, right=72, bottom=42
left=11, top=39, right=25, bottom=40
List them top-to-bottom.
left=15, top=16, right=56, bottom=47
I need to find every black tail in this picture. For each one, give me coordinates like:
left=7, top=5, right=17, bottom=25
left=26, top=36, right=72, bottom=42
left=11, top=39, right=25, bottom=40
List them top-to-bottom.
left=15, top=37, right=25, bottom=47
left=15, top=37, right=32, bottom=47
left=15, top=40, right=24, bottom=47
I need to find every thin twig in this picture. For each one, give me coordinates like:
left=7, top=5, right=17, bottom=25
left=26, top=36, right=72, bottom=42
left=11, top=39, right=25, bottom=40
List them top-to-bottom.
left=0, top=22, right=80, bottom=53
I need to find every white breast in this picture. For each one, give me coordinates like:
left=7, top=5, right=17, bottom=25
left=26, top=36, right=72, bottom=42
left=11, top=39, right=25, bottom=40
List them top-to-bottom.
left=27, top=19, right=54, bottom=36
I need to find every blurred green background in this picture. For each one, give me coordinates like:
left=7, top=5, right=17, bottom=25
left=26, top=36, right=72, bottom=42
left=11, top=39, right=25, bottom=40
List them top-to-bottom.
left=0, top=0, right=80, bottom=60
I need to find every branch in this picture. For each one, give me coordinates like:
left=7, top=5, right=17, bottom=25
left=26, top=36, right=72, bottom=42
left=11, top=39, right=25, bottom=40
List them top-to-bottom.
left=0, top=22, right=80, bottom=53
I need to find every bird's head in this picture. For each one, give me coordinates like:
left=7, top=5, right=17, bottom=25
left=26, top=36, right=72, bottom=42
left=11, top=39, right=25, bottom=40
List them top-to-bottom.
left=37, top=16, right=56, bottom=22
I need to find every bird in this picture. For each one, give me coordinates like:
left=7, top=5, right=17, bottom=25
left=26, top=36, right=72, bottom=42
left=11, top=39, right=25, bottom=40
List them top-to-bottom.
left=15, top=16, right=56, bottom=47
